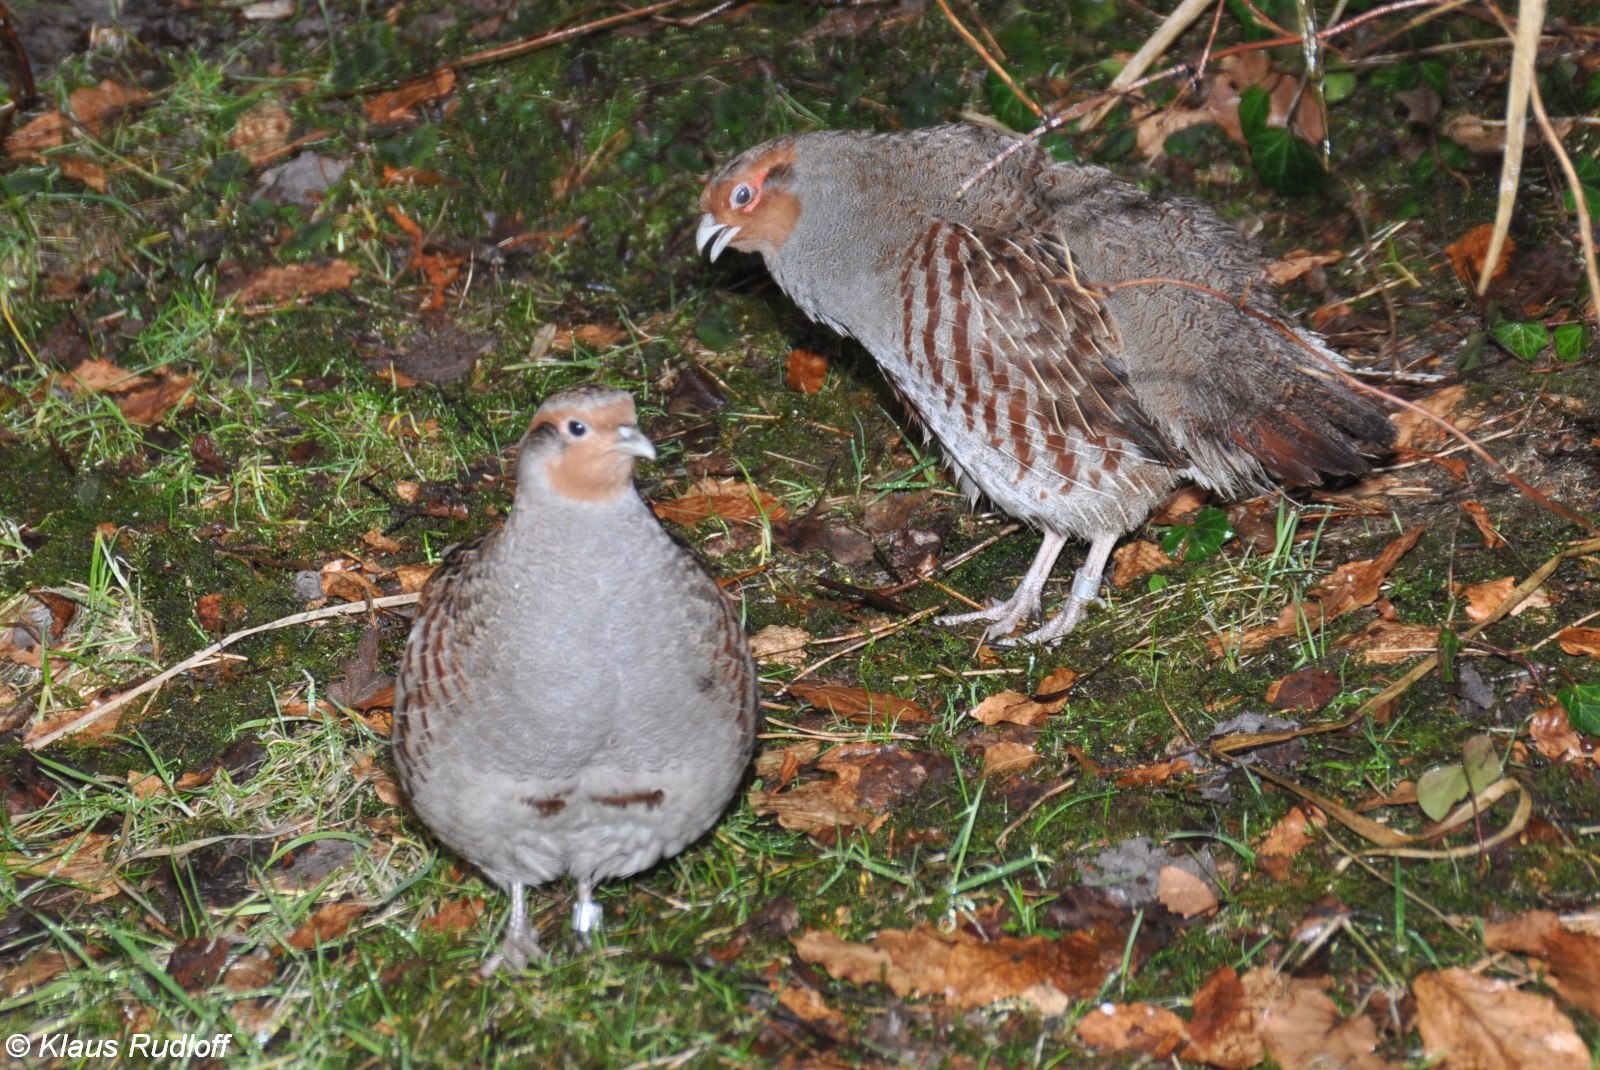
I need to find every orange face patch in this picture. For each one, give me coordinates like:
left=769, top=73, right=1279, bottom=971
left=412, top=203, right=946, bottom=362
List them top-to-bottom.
left=700, top=145, right=802, bottom=254
left=529, top=398, right=643, bottom=503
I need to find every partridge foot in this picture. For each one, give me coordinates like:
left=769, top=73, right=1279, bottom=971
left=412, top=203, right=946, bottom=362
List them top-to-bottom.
left=479, top=886, right=546, bottom=977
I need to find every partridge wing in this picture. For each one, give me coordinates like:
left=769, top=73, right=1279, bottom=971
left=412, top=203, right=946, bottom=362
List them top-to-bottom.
left=897, top=220, right=1178, bottom=473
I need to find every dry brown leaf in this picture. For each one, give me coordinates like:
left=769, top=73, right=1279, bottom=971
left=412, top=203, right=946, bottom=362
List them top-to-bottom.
left=1134, top=52, right=1324, bottom=161
left=364, top=68, right=456, bottom=125
left=6, top=80, right=150, bottom=158
left=230, top=100, right=292, bottom=164
left=57, top=155, right=108, bottom=192
left=1446, top=223, right=1515, bottom=288
left=1264, top=248, right=1342, bottom=287
left=235, top=260, right=359, bottom=305
left=553, top=323, right=629, bottom=350
left=785, top=348, right=829, bottom=394
left=63, top=358, right=139, bottom=393
left=115, top=373, right=194, bottom=426
left=1391, top=385, right=1475, bottom=450
left=652, top=478, right=788, bottom=525
left=1461, top=501, right=1506, bottom=549
left=361, top=527, right=402, bottom=554
left=1213, top=527, right=1425, bottom=656
left=1111, top=539, right=1172, bottom=587
left=393, top=562, right=435, bottom=594
left=1460, top=576, right=1552, bottom=622
left=1335, top=620, right=1440, bottom=664
left=749, top=624, right=810, bottom=668
left=1556, top=627, right=1600, bottom=657
left=1264, top=667, right=1340, bottom=712
left=788, top=682, right=930, bottom=724
left=970, top=689, right=1053, bottom=727
left=23, top=698, right=123, bottom=746
left=1529, top=703, right=1596, bottom=765
left=754, top=740, right=822, bottom=787
left=981, top=741, right=1039, bottom=778
left=749, top=744, right=939, bottom=834
left=1114, top=758, right=1192, bottom=788
left=126, top=770, right=167, bottom=800
left=1257, top=804, right=1324, bottom=880
left=4, top=832, right=118, bottom=901
left=1156, top=865, right=1219, bottom=919
left=420, top=896, right=486, bottom=934
left=285, top=901, right=370, bottom=950
left=1482, top=911, right=1600, bottom=1019
left=794, top=921, right=1128, bottom=1014
left=1, top=948, right=75, bottom=997
left=1181, top=966, right=1264, bottom=1070
left=1183, top=967, right=1394, bottom=1070
left=1413, top=968, right=1589, bottom=1070
left=1258, top=972, right=1392, bottom=1070
left=776, top=985, right=848, bottom=1042
left=1076, top=1001, right=1186, bottom=1058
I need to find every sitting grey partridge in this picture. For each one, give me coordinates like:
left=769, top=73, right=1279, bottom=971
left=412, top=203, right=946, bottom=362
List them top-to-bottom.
left=697, top=123, right=1394, bottom=645
left=393, top=386, right=758, bottom=974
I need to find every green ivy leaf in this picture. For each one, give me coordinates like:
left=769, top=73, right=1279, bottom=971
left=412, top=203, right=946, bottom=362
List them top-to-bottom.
left=987, top=70, right=1038, bottom=133
left=1323, top=72, right=1357, bottom=104
left=1238, top=86, right=1271, bottom=139
left=1249, top=127, right=1327, bottom=195
left=1561, top=155, right=1600, bottom=214
left=1492, top=320, right=1549, bottom=362
left=1553, top=323, right=1588, bottom=363
left=1159, top=507, right=1233, bottom=563
left=1559, top=683, right=1600, bottom=735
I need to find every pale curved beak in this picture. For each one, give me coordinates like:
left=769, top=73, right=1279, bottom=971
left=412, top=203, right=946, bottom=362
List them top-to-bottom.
left=695, top=213, right=741, bottom=262
left=613, top=424, right=656, bottom=461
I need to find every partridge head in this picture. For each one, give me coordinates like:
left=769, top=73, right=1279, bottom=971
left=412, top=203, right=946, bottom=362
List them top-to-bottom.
left=698, top=124, right=1394, bottom=645
left=393, top=386, right=758, bottom=974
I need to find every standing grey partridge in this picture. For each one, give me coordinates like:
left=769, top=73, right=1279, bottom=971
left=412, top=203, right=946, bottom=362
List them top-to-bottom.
left=697, top=123, right=1394, bottom=645
left=393, top=386, right=758, bottom=974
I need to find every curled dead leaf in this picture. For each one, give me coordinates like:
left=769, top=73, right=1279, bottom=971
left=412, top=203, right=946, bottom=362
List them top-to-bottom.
left=784, top=348, right=829, bottom=394
left=652, top=478, right=788, bottom=526
left=788, top=682, right=930, bottom=724
left=1413, top=968, right=1589, bottom=1070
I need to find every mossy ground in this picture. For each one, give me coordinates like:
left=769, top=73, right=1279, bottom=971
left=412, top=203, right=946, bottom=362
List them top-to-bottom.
left=0, top=0, right=1597, bottom=1066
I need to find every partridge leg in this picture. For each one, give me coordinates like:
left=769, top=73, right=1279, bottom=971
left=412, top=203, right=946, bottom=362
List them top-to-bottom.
left=938, top=531, right=1069, bottom=640
left=1016, top=533, right=1116, bottom=647
left=571, top=880, right=602, bottom=946
left=480, top=883, right=543, bottom=977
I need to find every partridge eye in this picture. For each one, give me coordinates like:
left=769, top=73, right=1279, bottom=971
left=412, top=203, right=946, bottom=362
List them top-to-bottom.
left=730, top=183, right=755, bottom=208
left=566, top=419, right=588, bottom=437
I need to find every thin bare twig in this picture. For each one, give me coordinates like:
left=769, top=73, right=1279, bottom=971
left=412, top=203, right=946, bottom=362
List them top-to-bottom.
left=1474, top=0, right=1545, bottom=298
left=26, top=594, right=420, bottom=751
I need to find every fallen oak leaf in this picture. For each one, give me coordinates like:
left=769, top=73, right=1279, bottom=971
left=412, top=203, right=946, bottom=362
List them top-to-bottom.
left=652, top=478, right=788, bottom=525
left=1555, top=627, right=1600, bottom=657
left=788, top=681, right=930, bottom=724
left=1482, top=911, right=1600, bottom=1019
left=794, top=920, right=1130, bottom=1015
left=1413, top=968, right=1589, bottom=1070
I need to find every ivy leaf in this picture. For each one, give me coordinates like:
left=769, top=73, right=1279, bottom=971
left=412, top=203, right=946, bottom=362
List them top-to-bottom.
left=1238, top=85, right=1270, bottom=139
left=1250, top=127, right=1326, bottom=195
left=1561, top=155, right=1600, bottom=214
left=1492, top=320, right=1549, bottom=361
left=1553, top=323, right=1588, bottom=363
left=1159, top=507, right=1233, bottom=563
left=1560, top=683, right=1600, bottom=735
